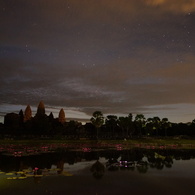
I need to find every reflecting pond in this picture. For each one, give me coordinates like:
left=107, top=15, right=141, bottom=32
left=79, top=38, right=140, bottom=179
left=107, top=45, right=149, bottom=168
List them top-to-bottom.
left=0, top=143, right=195, bottom=195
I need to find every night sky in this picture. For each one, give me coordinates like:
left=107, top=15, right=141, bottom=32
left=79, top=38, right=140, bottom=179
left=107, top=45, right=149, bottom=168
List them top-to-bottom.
left=1, top=0, right=195, bottom=123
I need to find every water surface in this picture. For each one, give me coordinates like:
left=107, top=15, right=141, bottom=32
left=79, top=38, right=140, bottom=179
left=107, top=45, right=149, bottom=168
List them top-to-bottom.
left=0, top=143, right=195, bottom=195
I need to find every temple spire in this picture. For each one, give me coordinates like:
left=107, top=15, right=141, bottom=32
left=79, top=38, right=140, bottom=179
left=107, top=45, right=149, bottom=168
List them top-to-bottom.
left=36, top=101, right=45, bottom=116
left=24, top=105, right=32, bottom=122
left=58, top=108, right=65, bottom=124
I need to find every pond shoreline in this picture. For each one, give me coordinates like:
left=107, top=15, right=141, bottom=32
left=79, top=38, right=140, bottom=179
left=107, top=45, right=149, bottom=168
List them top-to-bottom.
left=1, top=138, right=195, bottom=149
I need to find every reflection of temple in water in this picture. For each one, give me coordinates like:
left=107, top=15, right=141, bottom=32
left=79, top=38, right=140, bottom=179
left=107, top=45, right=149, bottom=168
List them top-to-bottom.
left=1, top=147, right=195, bottom=184
left=1, top=148, right=195, bottom=177
left=91, top=160, right=105, bottom=179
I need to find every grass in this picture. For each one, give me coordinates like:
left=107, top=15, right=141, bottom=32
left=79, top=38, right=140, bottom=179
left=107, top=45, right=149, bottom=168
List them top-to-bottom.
left=1, top=137, right=195, bottom=149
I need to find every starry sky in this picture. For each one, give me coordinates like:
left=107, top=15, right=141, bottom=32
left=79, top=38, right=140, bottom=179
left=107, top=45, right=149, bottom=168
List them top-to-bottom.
left=0, top=0, right=195, bottom=123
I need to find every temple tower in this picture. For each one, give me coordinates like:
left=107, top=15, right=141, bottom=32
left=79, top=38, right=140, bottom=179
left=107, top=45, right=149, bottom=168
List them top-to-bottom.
left=36, top=101, right=45, bottom=116
left=24, top=105, right=32, bottom=122
left=58, top=108, right=66, bottom=124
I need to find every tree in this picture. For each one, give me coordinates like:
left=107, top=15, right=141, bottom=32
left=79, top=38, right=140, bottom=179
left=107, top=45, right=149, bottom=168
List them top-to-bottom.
left=90, top=111, right=104, bottom=139
left=118, top=113, right=134, bottom=138
left=134, top=114, right=146, bottom=136
left=105, top=115, right=118, bottom=138
left=146, top=117, right=154, bottom=136
left=152, top=117, right=161, bottom=136
left=161, top=118, right=171, bottom=137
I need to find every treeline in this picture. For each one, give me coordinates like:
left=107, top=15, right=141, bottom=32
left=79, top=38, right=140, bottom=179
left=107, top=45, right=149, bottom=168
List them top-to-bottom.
left=1, top=107, right=195, bottom=139
left=90, top=111, right=195, bottom=139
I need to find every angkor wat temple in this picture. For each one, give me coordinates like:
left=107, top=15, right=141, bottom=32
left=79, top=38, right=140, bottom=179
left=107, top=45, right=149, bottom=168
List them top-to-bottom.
left=0, top=101, right=86, bottom=138
left=4, top=101, right=66, bottom=127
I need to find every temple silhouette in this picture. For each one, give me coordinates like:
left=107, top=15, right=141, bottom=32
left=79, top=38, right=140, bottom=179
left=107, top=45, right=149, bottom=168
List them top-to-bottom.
left=1, top=101, right=195, bottom=139
left=1, top=101, right=78, bottom=138
left=4, top=101, right=66, bottom=126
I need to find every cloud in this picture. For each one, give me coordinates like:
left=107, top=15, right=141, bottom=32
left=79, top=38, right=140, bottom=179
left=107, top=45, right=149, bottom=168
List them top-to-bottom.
left=0, top=0, right=195, bottom=122
left=2, top=0, right=195, bottom=32
left=145, top=0, right=195, bottom=13
left=1, top=44, right=195, bottom=116
left=153, top=54, right=195, bottom=81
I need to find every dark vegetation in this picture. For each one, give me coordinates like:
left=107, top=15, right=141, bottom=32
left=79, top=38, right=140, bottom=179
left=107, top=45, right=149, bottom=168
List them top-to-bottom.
left=1, top=101, right=195, bottom=140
